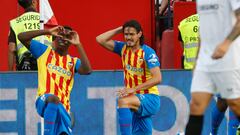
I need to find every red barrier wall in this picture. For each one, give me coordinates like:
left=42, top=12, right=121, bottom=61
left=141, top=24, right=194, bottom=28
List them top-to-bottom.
left=0, top=0, right=155, bottom=71
left=0, top=0, right=18, bottom=71
left=173, top=2, right=196, bottom=69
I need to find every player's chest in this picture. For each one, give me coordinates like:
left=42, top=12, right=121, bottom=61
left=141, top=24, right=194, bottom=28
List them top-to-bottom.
left=121, top=50, right=145, bottom=67
left=43, top=54, right=74, bottom=78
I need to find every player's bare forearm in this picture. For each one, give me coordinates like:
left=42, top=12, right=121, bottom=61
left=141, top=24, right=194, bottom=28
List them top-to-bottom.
left=226, top=8, right=240, bottom=42
left=96, top=26, right=122, bottom=52
left=18, top=29, right=50, bottom=49
left=76, top=43, right=92, bottom=74
left=134, top=67, right=162, bottom=91
left=134, top=78, right=161, bottom=92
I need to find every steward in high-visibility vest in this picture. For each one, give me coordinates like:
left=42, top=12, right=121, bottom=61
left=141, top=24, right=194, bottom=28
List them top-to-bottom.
left=8, top=0, right=52, bottom=71
left=178, top=14, right=199, bottom=69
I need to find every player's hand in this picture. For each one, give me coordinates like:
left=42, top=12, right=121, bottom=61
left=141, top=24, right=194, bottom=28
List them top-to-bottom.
left=48, top=26, right=64, bottom=38
left=63, top=31, right=81, bottom=46
left=212, top=40, right=231, bottom=59
left=117, top=88, right=135, bottom=98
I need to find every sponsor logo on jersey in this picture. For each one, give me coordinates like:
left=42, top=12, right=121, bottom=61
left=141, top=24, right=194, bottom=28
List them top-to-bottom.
left=148, top=54, right=158, bottom=65
left=47, top=63, right=72, bottom=77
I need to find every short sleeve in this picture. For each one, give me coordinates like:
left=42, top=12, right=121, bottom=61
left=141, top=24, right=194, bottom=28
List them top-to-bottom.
left=230, top=0, right=240, bottom=11
left=29, top=40, right=48, bottom=59
left=113, top=40, right=125, bottom=56
left=143, top=46, right=160, bottom=69
left=75, top=58, right=81, bottom=73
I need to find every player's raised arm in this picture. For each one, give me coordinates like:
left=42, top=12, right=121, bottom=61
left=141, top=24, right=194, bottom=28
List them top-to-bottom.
left=96, top=26, right=122, bottom=52
left=18, top=30, right=48, bottom=49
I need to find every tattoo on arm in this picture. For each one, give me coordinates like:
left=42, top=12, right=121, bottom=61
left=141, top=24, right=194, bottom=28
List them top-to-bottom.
left=227, top=8, right=240, bottom=41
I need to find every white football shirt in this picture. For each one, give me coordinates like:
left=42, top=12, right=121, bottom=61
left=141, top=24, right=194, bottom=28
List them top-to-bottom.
left=196, top=0, right=240, bottom=72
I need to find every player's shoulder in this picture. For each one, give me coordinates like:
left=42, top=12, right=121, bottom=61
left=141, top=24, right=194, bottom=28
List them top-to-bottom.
left=115, top=40, right=126, bottom=46
left=141, top=44, right=155, bottom=53
left=141, top=45, right=158, bottom=60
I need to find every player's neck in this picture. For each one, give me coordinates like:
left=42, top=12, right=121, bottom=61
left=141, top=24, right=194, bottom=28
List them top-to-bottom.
left=52, top=42, right=68, bottom=56
left=131, top=44, right=141, bottom=52
left=55, top=49, right=68, bottom=56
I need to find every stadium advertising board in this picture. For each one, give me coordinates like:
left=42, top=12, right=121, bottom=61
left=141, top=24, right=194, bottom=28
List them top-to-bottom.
left=0, top=71, right=227, bottom=135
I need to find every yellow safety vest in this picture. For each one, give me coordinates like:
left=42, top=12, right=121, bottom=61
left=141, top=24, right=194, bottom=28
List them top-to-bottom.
left=10, top=12, right=52, bottom=64
left=178, top=14, right=199, bottom=69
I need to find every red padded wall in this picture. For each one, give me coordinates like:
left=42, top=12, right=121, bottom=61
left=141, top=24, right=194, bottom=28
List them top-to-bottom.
left=0, top=0, right=18, bottom=71
left=161, top=29, right=174, bottom=69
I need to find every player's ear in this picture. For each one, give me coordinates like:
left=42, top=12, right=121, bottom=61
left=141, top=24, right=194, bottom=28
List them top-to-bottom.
left=137, top=31, right=142, bottom=38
